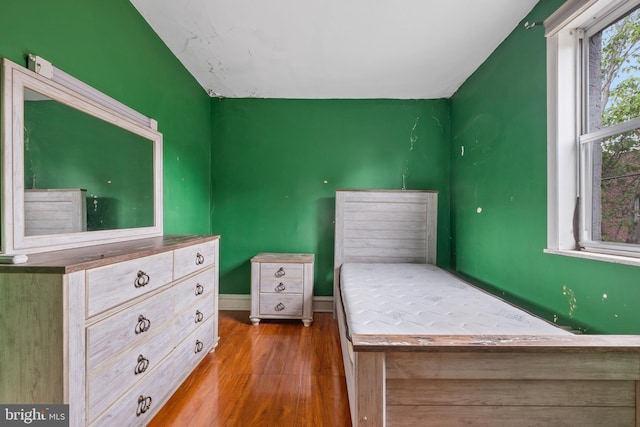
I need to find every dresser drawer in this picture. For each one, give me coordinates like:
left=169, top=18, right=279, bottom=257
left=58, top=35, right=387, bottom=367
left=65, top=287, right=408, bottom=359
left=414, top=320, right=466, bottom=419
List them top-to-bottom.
left=174, top=240, right=215, bottom=280
left=86, top=251, right=174, bottom=317
left=260, top=262, right=303, bottom=280
left=173, top=268, right=214, bottom=315
left=87, top=286, right=176, bottom=372
left=259, top=293, right=303, bottom=316
left=174, top=296, right=214, bottom=339
left=173, top=316, right=215, bottom=385
left=87, top=324, right=175, bottom=423
left=90, top=355, right=177, bottom=427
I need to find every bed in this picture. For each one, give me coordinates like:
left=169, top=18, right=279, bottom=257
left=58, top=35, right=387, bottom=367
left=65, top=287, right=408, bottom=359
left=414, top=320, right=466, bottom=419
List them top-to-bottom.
left=333, top=189, right=640, bottom=427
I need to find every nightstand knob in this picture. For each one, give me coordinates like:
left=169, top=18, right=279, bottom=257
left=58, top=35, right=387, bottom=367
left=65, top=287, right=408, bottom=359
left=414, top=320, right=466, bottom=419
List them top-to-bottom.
left=274, top=267, right=286, bottom=278
left=275, top=282, right=286, bottom=292
left=275, top=302, right=286, bottom=311
left=195, top=310, right=204, bottom=323
left=195, top=340, right=204, bottom=353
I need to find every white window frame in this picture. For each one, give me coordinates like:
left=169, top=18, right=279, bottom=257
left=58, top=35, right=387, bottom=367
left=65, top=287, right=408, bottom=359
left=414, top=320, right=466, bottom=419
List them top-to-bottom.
left=546, top=0, right=640, bottom=267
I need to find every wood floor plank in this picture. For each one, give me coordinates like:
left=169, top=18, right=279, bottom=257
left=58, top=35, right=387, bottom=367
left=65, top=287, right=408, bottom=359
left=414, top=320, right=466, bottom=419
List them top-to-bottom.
left=148, top=311, right=352, bottom=426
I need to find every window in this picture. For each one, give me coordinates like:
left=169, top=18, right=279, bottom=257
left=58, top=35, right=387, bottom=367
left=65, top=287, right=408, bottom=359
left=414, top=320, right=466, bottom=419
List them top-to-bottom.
left=546, top=0, right=640, bottom=265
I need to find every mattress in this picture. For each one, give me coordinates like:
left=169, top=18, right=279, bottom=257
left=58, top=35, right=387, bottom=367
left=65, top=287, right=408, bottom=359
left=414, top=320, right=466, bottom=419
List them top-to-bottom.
left=340, top=263, right=570, bottom=336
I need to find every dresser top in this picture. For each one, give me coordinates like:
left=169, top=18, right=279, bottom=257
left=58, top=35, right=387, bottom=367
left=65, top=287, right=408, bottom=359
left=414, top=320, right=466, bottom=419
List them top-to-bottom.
left=0, top=234, right=219, bottom=274
left=251, top=253, right=314, bottom=263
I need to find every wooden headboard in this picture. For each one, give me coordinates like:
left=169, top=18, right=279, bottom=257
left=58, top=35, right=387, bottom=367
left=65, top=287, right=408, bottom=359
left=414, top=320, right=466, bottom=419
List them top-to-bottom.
left=333, top=189, right=438, bottom=307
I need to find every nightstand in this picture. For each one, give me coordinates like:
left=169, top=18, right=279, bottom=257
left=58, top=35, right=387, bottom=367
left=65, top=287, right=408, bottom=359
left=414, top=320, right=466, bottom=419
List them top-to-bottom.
left=249, top=253, right=314, bottom=327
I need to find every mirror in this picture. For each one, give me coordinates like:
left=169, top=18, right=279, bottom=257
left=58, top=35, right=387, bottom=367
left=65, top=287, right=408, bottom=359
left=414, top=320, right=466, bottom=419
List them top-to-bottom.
left=1, top=58, right=163, bottom=254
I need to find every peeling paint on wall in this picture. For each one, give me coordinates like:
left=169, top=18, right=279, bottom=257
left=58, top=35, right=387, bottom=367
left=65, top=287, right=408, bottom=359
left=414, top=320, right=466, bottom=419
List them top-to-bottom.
left=402, top=116, right=420, bottom=190
left=408, top=116, right=419, bottom=152
left=562, top=285, right=578, bottom=318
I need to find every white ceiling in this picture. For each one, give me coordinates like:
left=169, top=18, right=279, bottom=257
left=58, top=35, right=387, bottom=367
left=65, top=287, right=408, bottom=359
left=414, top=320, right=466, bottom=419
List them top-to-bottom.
left=129, top=0, right=539, bottom=99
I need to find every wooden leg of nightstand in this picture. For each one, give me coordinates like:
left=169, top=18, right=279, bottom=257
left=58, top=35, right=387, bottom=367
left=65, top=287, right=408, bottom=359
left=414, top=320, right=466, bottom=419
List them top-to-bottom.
left=250, top=317, right=260, bottom=325
left=302, top=319, right=312, bottom=327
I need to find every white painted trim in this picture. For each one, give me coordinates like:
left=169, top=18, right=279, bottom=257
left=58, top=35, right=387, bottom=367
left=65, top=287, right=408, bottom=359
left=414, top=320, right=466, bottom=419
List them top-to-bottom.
left=544, top=0, right=599, bottom=36
left=544, top=0, right=632, bottom=37
left=546, top=0, right=640, bottom=261
left=546, top=29, right=580, bottom=252
left=27, top=55, right=156, bottom=130
left=1, top=58, right=163, bottom=254
left=579, top=116, right=640, bottom=144
left=544, top=248, right=640, bottom=267
left=218, top=294, right=251, bottom=311
left=219, top=294, right=334, bottom=313
left=312, top=296, right=334, bottom=313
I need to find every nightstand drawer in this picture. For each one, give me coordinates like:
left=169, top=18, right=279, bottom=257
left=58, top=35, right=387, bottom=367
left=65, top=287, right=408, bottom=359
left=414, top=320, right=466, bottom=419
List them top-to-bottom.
left=260, top=262, right=303, bottom=280
left=259, top=277, right=303, bottom=294
left=259, top=294, right=303, bottom=316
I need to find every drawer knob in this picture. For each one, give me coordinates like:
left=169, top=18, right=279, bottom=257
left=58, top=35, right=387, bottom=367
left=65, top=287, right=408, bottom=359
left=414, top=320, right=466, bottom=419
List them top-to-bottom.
left=195, top=252, right=205, bottom=265
left=274, top=267, right=286, bottom=278
left=134, top=270, right=150, bottom=288
left=275, top=282, right=286, bottom=292
left=195, top=283, right=204, bottom=296
left=275, top=302, right=286, bottom=312
left=195, top=310, right=204, bottom=323
left=135, top=315, right=151, bottom=334
left=195, top=340, right=204, bottom=353
left=134, top=354, right=149, bottom=375
left=136, top=395, right=152, bottom=416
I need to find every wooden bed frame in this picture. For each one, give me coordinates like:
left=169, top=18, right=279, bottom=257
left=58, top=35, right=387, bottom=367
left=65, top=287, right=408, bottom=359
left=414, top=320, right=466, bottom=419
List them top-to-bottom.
left=333, top=189, right=640, bottom=427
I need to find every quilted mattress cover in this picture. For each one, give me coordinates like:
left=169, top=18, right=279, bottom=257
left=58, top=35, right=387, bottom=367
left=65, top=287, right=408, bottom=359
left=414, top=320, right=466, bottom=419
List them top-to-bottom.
left=340, top=263, right=570, bottom=337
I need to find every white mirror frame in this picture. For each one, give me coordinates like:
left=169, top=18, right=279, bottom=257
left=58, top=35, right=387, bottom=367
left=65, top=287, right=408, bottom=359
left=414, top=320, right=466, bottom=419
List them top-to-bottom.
left=1, top=58, right=163, bottom=254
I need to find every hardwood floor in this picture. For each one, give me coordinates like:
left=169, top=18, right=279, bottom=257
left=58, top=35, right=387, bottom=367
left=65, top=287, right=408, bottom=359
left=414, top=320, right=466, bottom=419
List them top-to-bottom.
left=148, top=311, right=352, bottom=427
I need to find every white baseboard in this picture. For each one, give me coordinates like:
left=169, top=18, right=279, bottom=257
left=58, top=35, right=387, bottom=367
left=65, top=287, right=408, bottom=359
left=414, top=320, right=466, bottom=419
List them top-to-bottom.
left=218, top=294, right=251, bottom=310
left=219, top=294, right=334, bottom=312
left=312, top=296, right=334, bottom=312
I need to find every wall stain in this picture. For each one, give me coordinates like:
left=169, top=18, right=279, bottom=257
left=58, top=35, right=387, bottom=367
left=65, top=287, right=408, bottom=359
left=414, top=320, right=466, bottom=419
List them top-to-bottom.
left=183, top=35, right=199, bottom=53
left=431, top=114, right=443, bottom=134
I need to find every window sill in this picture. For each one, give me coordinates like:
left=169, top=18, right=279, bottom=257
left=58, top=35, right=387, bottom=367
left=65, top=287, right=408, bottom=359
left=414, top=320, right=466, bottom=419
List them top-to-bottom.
left=544, top=248, right=640, bottom=267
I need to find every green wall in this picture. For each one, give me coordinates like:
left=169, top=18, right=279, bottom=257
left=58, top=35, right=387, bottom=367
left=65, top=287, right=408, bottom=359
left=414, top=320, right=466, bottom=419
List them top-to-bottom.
left=0, top=0, right=212, bottom=235
left=4, top=0, right=637, bottom=334
left=450, top=0, right=640, bottom=334
left=211, top=99, right=451, bottom=296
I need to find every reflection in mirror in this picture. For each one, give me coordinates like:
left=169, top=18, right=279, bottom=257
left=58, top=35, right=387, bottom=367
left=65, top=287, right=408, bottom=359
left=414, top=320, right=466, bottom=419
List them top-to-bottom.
left=23, top=88, right=155, bottom=236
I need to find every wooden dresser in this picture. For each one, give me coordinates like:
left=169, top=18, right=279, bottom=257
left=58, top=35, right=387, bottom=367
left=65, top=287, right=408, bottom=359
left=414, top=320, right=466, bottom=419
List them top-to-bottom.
left=0, top=234, right=219, bottom=427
